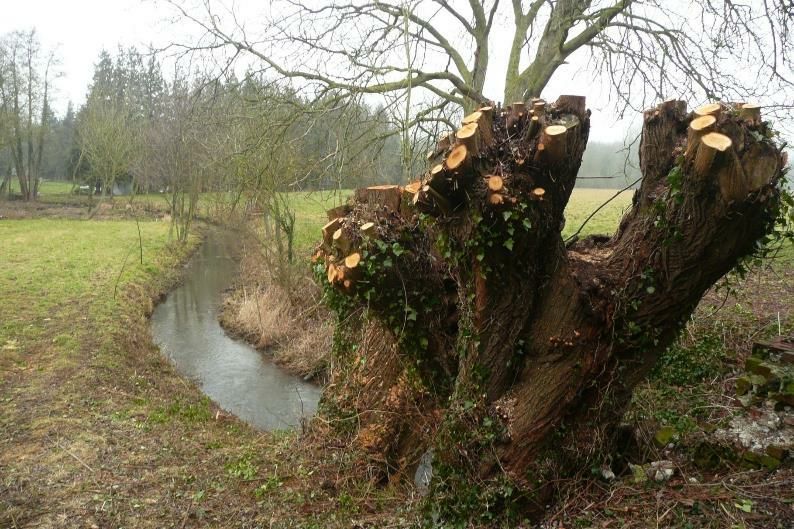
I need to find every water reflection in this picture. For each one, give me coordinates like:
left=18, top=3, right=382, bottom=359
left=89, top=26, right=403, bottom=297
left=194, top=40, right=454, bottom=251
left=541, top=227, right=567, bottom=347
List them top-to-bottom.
left=151, top=232, right=320, bottom=430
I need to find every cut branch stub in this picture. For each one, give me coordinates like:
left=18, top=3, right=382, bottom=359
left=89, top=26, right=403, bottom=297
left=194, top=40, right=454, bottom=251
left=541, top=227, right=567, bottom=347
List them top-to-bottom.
left=694, top=102, right=722, bottom=118
left=739, top=104, right=762, bottom=125
left=464, top=109, right=494, bottom=146
left=685, top=115, right=717, bottom=156
left=456, top=123, right=481, bottom=156
left=534, top=125, right=568, bottom=162
left=693, top=132, right=732, bottom=179
left=446, top=144, right=470, bottom=174
left=428, top=164, right=448, bottom=192
left=487, top=175, right=504, bottom=193
left=423, top=184, right=450, bottom=215
left=355, top=185, right=402, bottom=212
left=326, top=204, right=351, bottom=222
left=322, top=218, right=342, bottom=248
left=360, top=222, right=376, bottom=238
left=332, top=227, right=352, bottom=255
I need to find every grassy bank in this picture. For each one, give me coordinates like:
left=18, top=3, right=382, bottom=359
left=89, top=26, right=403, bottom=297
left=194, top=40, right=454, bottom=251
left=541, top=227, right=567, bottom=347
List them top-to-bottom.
left=2, top=192, right=792, bottom=528
left=0, top=217, right=395, bottom=528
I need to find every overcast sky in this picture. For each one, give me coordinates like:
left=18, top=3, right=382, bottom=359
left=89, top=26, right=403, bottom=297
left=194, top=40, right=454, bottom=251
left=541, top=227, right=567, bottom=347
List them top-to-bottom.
left=1, top=0, right=639, bottom=140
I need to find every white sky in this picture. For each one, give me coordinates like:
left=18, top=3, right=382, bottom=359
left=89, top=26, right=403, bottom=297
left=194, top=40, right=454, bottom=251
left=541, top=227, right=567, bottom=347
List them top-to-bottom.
left=0, top=0, right=637, bottom=140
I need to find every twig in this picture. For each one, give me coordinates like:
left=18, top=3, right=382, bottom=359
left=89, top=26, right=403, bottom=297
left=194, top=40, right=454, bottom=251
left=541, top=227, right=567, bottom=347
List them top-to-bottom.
left=565, top=176, right=642, bottom=245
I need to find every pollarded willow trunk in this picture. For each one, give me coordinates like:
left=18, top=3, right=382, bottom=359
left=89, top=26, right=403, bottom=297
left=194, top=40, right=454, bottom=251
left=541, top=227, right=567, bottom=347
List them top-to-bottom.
left=313, top=96, right=786, bottom=522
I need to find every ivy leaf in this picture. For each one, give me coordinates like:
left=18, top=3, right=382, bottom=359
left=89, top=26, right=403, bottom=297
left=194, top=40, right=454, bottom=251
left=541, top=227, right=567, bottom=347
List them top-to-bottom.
left=502, top=211, right=512, bottom=221
left=523, top=219, right=532, bottom=230
left=504, top=238, right=514, bottom=251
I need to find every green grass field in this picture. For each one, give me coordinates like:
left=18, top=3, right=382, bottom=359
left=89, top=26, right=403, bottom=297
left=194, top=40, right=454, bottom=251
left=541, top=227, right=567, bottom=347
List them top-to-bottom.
left=284, top=187, right=633, bottom=251
left=1, top=188, right=792, bottom=527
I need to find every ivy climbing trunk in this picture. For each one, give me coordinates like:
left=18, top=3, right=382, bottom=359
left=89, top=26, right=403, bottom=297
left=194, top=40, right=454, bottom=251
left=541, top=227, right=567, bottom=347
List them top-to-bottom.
left=312, top=96, right=786, bottom=522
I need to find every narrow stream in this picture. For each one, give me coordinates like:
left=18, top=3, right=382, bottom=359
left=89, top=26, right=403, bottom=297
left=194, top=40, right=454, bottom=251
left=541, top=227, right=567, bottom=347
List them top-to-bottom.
left=151, top=232, right=320, bottom=430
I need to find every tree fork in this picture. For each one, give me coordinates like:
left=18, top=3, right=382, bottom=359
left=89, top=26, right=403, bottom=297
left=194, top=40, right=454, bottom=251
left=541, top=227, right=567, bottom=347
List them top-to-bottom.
left=313, top=96, right=785, bottom=521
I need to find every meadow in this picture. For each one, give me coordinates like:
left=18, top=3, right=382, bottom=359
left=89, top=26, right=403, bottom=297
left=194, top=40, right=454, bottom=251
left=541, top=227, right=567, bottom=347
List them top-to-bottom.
left=1, top=186, right=791, bottom=527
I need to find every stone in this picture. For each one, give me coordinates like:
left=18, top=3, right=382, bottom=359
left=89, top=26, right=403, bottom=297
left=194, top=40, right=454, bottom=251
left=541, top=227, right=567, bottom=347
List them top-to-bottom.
left=745, top=356, right=767, bottom=374
left=736, top=375, right=753, bottom=396
left=766, top=445, right=789, bottom=461
left=743, top=450, right=781, bottom=470
left=647, top=460, right=675, bottom=482
left=629, top=463, right=648, bottom=484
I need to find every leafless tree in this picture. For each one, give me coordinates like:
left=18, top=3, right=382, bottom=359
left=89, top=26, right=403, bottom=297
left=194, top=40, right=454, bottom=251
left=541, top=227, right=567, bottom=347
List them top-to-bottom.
left=0, top=30, right=57, bottom=201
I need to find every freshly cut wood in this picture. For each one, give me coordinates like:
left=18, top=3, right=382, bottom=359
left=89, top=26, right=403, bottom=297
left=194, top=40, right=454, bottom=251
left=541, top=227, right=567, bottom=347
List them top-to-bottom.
left=532, top=101, right=546, bottom=118
left=512, top=102, right=526, bottom=118
left=694, top=102, right=722, bottom=118
left=739, top=103, right=761, bottom=124
left=463, top=109, right=494, bottom=146
left=462, top=111, right=482, bottom=125
left=524, top=115, right=541, bottom=141
left=686, top=115, right=717, bottom=155
left=456, top=123, right=481, bottom=156
left=534, top=125, right=567, bottom=162
left=693, top=132, right=732, bottom=179
left=446, top=144, right=470, bottom=173
left=428, top=164, right=447, bottom=191
left=487, top=175, right=504, bottom=193
left=400, top=181, right=422, bottom=217
left=404, top=181, right=422, bottom=194
left=423, top=184, right=450, bottom=214
left=355, top=185, right=401, bottom=212
left=532, top=187, right=546, bottom=200
left=488, top=193, right=504, bottom=206
left=326, top=204, right=351, bottom=221
left=322, top=218, right=342, bottom=246
left=360, top=222, right=376, bottom=237
left=332, top=227, right=352, bottom=254
left=345, top=252, right=362, bottom=269
left=327, top=263, right=338, bottom=284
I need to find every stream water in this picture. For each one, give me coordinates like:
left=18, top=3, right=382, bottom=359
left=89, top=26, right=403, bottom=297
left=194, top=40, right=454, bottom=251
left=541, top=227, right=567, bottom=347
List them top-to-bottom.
left=151, top=232, right=320, bottom=430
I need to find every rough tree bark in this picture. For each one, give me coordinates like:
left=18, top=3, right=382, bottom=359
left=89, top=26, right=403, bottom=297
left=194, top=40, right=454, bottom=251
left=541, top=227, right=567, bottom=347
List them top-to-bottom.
left=313, top=96, right=785, bottom=521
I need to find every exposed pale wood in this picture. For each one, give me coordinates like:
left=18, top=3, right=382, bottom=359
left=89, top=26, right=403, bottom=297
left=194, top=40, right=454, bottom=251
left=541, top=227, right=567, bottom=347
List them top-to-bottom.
left=532, top=101, right=546, bottom=119
left=694, top=102, right=722, bottom=118
left=739, top=103, right=761, bottom=124
left=464, top=108, right=494, bottom=146
left=462, top=111, right=482, bottom=125
left=686, top=115, right=717, bottom=155
left=456, top=123, right=481, bottom=156
left=534, top=125, right=567, bottom=162
left=693, top=132, right=732, bottom=179
left=445, top=144, right=470, bottom=173
left=428, top=163, right=447, bottom=190
left=487, top=175, right=504, bottom=193
left=400, top=181, right=421, bottom=217
left=355, top=185, right=402, bottom=212
left=531, top=187, right=546, bottom=200
left=488, top=193, right=504, bottom=206
left=326, top=204, right=351, bottom=221
left=322, top=218, right=342, bottom=247
left=360, top=222, right=376, bottom=237
left=332, top=227, right=352, bottom=254
left=345, top=252, right=362, bottom=269
left=327, top=263, right=338, bottom=284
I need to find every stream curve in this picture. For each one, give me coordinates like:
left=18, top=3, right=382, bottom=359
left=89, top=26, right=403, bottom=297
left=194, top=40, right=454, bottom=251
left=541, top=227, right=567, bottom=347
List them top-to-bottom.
left=151, top=232, right=320, bottom=430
